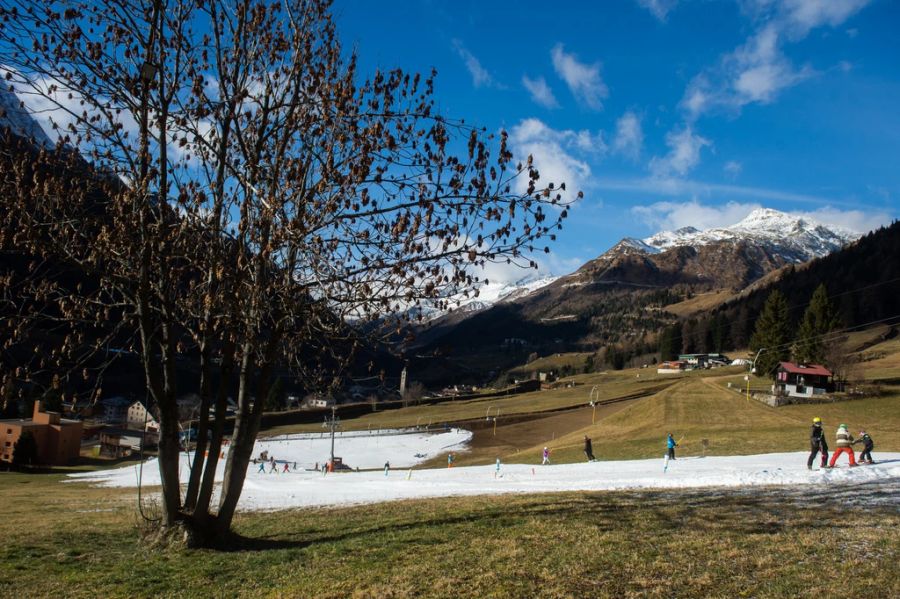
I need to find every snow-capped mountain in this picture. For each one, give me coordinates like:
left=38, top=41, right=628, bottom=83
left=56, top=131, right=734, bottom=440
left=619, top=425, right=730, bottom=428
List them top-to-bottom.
left=0, top=86, right=52, bottom=147
left=564, top=206, right=863, bottom=294
left=421, top=208, right=859, bottom=326
left=641, top=208, right=859, bottom=263
left=412, top=274, right=559, bottom=323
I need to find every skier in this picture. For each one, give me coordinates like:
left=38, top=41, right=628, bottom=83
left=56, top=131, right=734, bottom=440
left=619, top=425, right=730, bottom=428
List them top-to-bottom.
left=807, top=417, right=828, bottom=470
left=828, top=424, right=858, bottom=468
left=854, top=430, right=875, bottom=464
left=666, top=433, right=677, bottom=460
left=583, top=435, right=596, bottom=462
left=541, top=447, right=550, bottom=465
left=447, top=453, right=454, bottom=468
left=269, top=457, right=278, bottom=473
left=495, top=457, right=501, bottom=478
left=257, top=461, right=266, bottom=474
left=384, top=461, right=390, bottom=476
left=282, top=462, right=290, bottom=473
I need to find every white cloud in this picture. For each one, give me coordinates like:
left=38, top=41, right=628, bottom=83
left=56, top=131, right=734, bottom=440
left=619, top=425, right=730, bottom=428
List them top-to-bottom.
left=636, top=0, right=678, bottom=21
left=779, top=0, right=870, bottom=38
left=682, top=1, right=869, bottom=119
left=730, top=24, right=813, bottom=104
left=452, top=40, right=496, bottom=89
left=550, top=44, right=608, bottom=110
left=521, top=75, right=559, bottom=109
left=612, top=111, right=643, bottom=160
left=508, top=118, right=605, bottom=200
left=649, top=126, right=711, bottom=177
left=724, top=160, right=743, bottom=178
left=594, top=176, right=863, bottom=206
left=632, top=200, right=761, bottom=231
left=795, top=207, right=890, bottom=235
left=474, top=251, right=583, bottom=285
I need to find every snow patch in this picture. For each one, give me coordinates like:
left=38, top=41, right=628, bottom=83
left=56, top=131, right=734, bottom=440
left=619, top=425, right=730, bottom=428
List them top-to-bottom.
left=67, top=431, right=900, bottom=512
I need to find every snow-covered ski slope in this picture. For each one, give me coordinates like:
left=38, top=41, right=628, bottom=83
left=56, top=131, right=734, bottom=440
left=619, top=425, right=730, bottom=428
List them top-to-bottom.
left=69, top=430, right=900, bottom=512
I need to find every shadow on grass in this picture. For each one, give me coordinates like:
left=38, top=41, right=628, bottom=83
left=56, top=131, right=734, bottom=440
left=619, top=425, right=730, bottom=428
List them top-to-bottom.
left=217, top=481, right=900, bottom=553
left=217, top=498, right=637, bottom=553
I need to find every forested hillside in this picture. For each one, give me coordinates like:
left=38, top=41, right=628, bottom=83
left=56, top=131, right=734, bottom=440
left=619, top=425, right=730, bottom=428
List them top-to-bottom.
left=674, top=221, right=900, bottom=357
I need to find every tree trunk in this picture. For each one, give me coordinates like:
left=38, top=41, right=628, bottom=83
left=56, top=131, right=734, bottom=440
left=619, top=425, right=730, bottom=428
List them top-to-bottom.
left=194, top=343, right=235, bottom=522
left=183, top=347, right=212, bottom=511
left=156, top=394, right=183, bottom=526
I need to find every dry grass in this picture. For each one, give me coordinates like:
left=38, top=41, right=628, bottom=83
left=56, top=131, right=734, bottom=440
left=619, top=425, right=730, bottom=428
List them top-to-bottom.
left=662, top=288, right=735, bottom=317
left=4, top=333, right=900, bottom=597
left=515, top=351, right=594, bottom=372
left=1, top=471, right=897, bottom=598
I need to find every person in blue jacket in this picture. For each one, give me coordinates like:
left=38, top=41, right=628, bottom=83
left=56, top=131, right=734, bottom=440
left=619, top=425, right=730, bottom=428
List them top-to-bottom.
left=666, top=433, right=677, bottom=460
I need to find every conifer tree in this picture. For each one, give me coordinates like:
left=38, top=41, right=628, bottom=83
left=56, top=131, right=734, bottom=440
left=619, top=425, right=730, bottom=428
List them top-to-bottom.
left=793, top=284, right=841, bottom=365
left=749, top=290, right=791, bottom=378
left=657, top=324, right=679, bottom=361
left=12, top=431, right=38, bottom=467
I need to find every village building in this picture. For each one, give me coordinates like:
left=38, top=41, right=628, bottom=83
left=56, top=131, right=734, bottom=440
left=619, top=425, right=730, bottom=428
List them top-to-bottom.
left=678, top=353, right=731, bottom=369
left=657, top=360, right=687, bottom=374
left=773, top=362, right=833, bottom=397
left=303, top=394, right=335, bottom=409
left=96, top=396, right=132, bottom=425
left=126, top=399, right=160, bottom=432
left=0, top=401, right=83, bottom=465
left=99, top=427, right=148, bottom=458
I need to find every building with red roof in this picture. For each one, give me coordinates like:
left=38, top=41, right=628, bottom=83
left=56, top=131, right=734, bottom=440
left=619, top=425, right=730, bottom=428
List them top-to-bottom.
left=774, top=362, right=833, bottom=398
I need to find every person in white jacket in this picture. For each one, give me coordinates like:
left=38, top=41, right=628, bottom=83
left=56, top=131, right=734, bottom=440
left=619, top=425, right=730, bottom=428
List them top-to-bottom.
left=828, top=424, right=858, bottom=468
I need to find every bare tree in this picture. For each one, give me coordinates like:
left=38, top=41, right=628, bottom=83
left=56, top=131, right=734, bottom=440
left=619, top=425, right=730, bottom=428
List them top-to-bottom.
left=0, top=0, right=570, bottom=544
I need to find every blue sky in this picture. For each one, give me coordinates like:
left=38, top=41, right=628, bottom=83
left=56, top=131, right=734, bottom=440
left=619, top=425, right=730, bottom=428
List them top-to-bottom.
left=335, top=0, right=899, bottom=277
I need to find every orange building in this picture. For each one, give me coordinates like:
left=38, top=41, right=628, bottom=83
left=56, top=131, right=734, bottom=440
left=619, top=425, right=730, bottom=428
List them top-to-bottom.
left=0, top=400, right=83, bottom=465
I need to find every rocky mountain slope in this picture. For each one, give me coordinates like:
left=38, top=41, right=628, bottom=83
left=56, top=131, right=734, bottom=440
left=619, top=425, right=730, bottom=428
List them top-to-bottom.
left=407, top=209, right=866, bottom=384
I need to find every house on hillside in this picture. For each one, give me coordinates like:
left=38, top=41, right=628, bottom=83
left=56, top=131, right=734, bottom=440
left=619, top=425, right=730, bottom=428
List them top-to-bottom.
left=678, top=353, right=731, bottom=369
left=657, top=360, right=687, bottom=374
left=773, top=362, right=833, bottom=398
left=303, top=394, right=334, bottom=409
left=96, top=396, right=132, bottom=425
left=126, top=399, right=160, bottom=433
left=0, top=401, right=83, bottom=465
left=99, top=427, right=147, bottom=458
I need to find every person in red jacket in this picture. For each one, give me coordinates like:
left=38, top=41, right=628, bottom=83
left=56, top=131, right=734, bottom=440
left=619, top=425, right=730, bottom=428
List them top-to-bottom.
left=828, top=424, right=857, bottom=468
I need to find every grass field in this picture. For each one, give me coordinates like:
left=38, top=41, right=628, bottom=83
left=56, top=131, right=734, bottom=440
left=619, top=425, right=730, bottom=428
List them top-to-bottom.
left=662, top=288, right=735, bottom=317
left=3, top=330, right=900, bottom=597
left=1, top=470, right=897, bottom=598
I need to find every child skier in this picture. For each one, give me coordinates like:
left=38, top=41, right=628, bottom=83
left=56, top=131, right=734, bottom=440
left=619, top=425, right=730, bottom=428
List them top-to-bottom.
left=807, top=417, right=828, bottom=470
left=828, top=424, right=858, bottom=468
left=854, top=430, right=875, bottom=464
left=666, top=433, right=677, bottom=460
left=584, top=435, right=596, bottom=462
left=541, top=447, right=550, bottom=465
left=257, top=461, right=266, bottom=474
left=282, top=462, right=290, bottom=473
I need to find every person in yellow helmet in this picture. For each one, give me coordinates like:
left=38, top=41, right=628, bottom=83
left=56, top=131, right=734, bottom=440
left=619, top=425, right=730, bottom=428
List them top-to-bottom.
left=807, top=417, right=828, bottom=470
